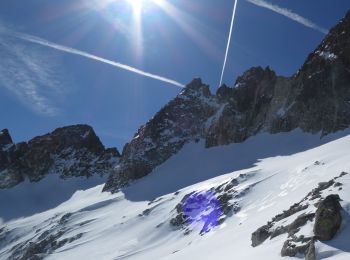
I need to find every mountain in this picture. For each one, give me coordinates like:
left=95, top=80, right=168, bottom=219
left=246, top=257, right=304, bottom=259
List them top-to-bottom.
left=1, top=8, right=350, bottom=260
left=104, top=10, right=350, bottom=192
left=0, top=125, right=120, bottom=189
left=1, top=130, right=350, bottom=260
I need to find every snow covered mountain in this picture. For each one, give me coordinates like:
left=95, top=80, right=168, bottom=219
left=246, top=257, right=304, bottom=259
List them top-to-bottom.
left=1, top=8, right=350, bottom=260
left=104, top=9, right=350, bottom=192
left=0, top=125, right=120, bottom=189
left=1, top=131, right=350, bottom=260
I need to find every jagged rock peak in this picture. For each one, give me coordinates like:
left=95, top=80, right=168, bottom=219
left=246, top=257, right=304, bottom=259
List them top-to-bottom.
left=338, top=8, right=350, bottom=27
left=103, top=9, right=350, bottom=192
left=302, top=9, right=350, bottom=69
left=234, top=66, right=276, bottom=87
left=179, top=78, right=212, bottom=98
left=183, top=78, right=203, bottom=90
left=103, top=79, right=218, bottom=192
left=216, top=84, right=232, bottom=101
left=0, top=124, right=120, bottom=189
left=29, top=124, right=106, bottom=155
left=0, top=129, right=13, bottom=148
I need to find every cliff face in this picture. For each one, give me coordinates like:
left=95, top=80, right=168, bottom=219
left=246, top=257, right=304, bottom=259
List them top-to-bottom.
left=103, top=10, right=350, bottom=192
left=104, top=79, right=219, bottom=189
left=0, top=125, right=120, bottom=189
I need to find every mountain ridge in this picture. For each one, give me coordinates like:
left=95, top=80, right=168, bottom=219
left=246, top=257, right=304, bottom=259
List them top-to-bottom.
left=103, top=9, right=350, bottom=192
left=1, top=10, right=349, bottom=194
left=0, top=125, right=120, bottom=189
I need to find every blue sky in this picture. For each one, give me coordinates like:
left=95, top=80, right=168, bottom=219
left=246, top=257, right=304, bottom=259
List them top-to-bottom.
left=0, top=0, right=349, bottom=150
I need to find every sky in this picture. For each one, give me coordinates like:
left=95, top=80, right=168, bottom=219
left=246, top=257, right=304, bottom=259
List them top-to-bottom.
left=0, top=0, right=349, bottom=151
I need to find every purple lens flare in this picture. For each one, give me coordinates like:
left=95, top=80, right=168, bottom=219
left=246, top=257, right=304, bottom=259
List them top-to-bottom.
left=182, top=190, right=223, bottom=233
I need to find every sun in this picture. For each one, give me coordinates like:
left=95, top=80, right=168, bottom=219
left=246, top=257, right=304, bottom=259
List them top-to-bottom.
left=125, top=0, right=165, bottom=13
left=126, top=0, right=144, bottom=14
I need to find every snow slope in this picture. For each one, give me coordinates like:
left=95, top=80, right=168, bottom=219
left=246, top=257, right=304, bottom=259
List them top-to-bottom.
left=1, top=130, right=350, bottom=259
left=0, top=175, right=107, bottom=221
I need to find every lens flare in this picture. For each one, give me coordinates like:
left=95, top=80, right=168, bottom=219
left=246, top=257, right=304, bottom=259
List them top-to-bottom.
left=127, top=0, right=143, bottom=15
left=127, top=0, right=144, bottom=60
left=152, top=0, right=221, bottom=61
left=182, top=190, right=222, bottom=233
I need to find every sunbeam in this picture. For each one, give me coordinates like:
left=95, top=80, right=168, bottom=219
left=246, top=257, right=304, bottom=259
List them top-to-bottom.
left=153, top=0, right=222, bottom=61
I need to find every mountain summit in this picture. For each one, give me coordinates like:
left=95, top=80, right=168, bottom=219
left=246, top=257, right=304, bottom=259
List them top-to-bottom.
left=104, top=10, right=350, bottom=192
left=0, top=125, right=120, bottom=189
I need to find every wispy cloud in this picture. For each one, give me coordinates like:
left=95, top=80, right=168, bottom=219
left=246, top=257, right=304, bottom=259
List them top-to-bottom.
left=246, top=0, right=328, bottom=34
left=0, top=23, right=184, bottom=116
left=0, top=31, right=68, bottom=116
left=12, top=32, right=185, bottom=88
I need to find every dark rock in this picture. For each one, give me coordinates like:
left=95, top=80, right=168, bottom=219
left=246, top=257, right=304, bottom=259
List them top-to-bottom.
left=104, top=79, right=217, bottom=192
left=0, top=125, right=120, bottom=189
left=0, top=129, right=13, bottom=149
left=0, top=170, right=24, bottom=189
left=338, top=171, right=349, bottom=178
left=307, top=180, right=335, bottom=201
left=334, top=182, right=343, bottom=187
left=314, top=194, right=342, bottom=241
left=273, top=204, right=309, bottom=222
left=8, top=212, right=85, bottom=260
left=59, top=213, right=73, bottom=225
left=252, top=213, right=316, bottom=249
left=288, top=213, right=315, bottom=236
left=251, top=225, right=271, bottom=247
left=270, top=226, right=288, bottom=239
left=15, top=231, right=83, bottom=260
left=281, top=239, right=312, bottom=257
left=305, top=240, right=316, bottom=260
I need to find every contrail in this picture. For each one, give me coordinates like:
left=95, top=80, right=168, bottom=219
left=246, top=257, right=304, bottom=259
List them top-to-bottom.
left=219, top=0, right=239, bottom=87
left=246, top=0, right=328, bottom=34
left=11, top=32, right=185, bottom=88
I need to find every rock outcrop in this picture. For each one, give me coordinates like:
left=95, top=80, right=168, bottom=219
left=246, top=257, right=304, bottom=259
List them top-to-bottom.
left=104, top=10, right=350, bottom=192
left=0, top=125, right=120, bottom=189
left=0, top=129, right=13, bottom=149
left=251, top=172, right=347, bottom=260
left=314, top=194, right=342, bottom=241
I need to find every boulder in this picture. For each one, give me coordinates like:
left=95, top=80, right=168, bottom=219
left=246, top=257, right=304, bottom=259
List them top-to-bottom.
left=314, top=194, right=342, bottom=241
left=251, top=225, right=271, bottom=247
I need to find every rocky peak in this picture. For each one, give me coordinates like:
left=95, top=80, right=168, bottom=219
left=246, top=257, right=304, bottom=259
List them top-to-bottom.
left=103, top=9, right=350, bottom=192
left=302, top=9, right=350, bottom=71
left=292, top=10, right=350, bottom=135
left=232, top=66, right=277, bottom=112
left=234, top=66, right=275, bottom=89
left=216, top=67, right=276, bottom=106
left=179, top=78, right=212, bottom=99
left=104, top=80, right=218, bottom=191
left=216, top=84, right=233, bottom=102
left=28, top=124, right=105, bottom=155
left=0, top=125, right=120, bottom=189
left=0, top=129, right=13, bottom=149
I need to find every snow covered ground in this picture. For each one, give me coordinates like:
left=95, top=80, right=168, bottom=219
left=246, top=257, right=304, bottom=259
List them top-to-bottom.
left=1, top=130, right=350, bottom=259
left=0, top=175, right=107, bottom=221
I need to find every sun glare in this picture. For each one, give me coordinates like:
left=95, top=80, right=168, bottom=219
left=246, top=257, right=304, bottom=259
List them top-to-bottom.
left=127, top=0, right=143, bottom=14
